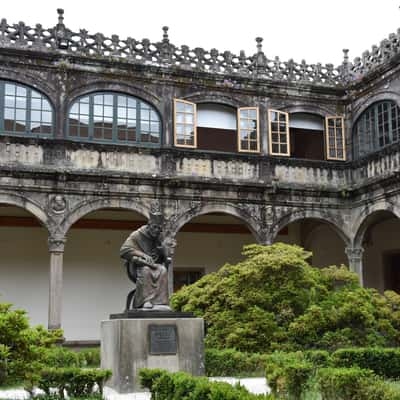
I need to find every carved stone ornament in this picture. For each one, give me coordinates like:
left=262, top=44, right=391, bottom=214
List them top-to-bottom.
left=49, top=194, right=67, bottom=214
left=48, top=236, right=66, bottom=252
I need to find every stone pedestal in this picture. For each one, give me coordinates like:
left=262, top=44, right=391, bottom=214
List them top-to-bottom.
left=101, top=313, right=205, bottom=393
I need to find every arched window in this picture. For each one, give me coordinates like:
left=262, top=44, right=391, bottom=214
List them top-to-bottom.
left=0, top=81, right=53, bottom=137
left=68, top=92, right=161, bottom=146
left=353, top=100, right=400, bottom=158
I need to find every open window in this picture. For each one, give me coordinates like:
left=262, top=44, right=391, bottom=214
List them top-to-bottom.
left=174, top=99, right=196, bottom=148
left=174, top=100, right=260, bottom=153
left=197, top=103, right=237, bottom=152
left=238, top=107, right=260, bottom=153
left=268, top=109, right=290, bottom=156
left=289, top=113, right=325, bottom=160
left=325, top=116, right=345, bottom=160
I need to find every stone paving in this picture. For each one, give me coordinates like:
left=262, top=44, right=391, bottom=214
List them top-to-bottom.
left=0, top=377, right=269, bottom=399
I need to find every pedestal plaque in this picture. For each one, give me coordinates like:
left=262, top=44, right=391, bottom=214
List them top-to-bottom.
left=101, top=316, right=204, bottom=393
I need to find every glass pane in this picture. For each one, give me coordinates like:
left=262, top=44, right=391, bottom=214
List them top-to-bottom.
left=5, top=84, right=15, bottom=95
left=16, top=86, right=26, bottom=96
left=104, top=94, right=113, bottom=106
left=93, top=95, right=103, bottom=105
left=5, top=96, right=14, bottom=108
left=80, top=96, right=89, bottom=104
left=118, top=96, right=127, bottom=106
left=15, top=97, right=26, bottom=109
left=127, top=97, right=136, bottom=108
left=31, top=98, right=42, bottom=110
left=70, top=103, right=79, bottom=114
left=80, top=103, right=89, bottom=115
left=184, top=103, right=194, bottom=113
left=94, top=105, right=103, bottom=116
left=104, top=106, right=113, bottom=118
left=4, top=108, right=15, bottom=119
left=118, top=108, right=126, bottom=119
left=127, top=108, right=136, bottom=119
left=16, top=109, right=26, bottom=121
left=141, top=109, right=150, bottom=120
left=240, top=109, right=248, bottom=119
left=248, top=109, right=257, bottom=119
left=31, top=110, right=41, bottom=122
left=270, top=111, right=277, bottom=122
left=279, top=113, right=286, bottom=122
left=185, top=114, right=194, bottom=124
left=15, top=121, right=26, bottom=132
left=141, top=121, right=150, bottom=131
left=271, top=122, right=278, bottom=132
left=176, top=124, right=184, bottom=134
left=79, top=125, right=89, bottom=138
left=240, top=130, right=249, bottom=140
left=250, top=130, right=257, bottom=140
left=272, top=133, right=278, bottom=142
left=280, top=133, right=287, bottom=143
left=241, top=140, right=248, bottom=150
left=250, top=141, right=257, bottom=151
left=281, top=144, right=287, bottom=154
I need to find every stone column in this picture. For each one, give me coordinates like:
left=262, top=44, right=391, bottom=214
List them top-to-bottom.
left=48, top=235, right=66, bottom=330
left=345, top=246, right=364, bottom=286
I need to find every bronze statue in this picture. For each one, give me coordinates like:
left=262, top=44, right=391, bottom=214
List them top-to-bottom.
left=120, top=212, right=172, bottom=310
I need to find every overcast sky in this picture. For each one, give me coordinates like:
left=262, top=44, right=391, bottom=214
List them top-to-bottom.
left=2, top=1, right=400, bottom=66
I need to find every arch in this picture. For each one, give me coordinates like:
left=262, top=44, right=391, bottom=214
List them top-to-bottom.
left=0, top=68, right=57, bottom=107
left=67, top=81, right=162, bottom=112
left=66, top=90, right=162, bottom=146
left=352, top=91, right=400, bottom=123
left=183, top=92, right=246, bottom=108
left=274, top=103, right=334, bottom=118
left=0, top=192, right=51, bottom=233
left=61, top=197, right=150, bottom=235
left=170, top=203, right=264, bottom=243
left=353, top=208, right=400, bottom=248
left=270, top=209, right=351, bottom=246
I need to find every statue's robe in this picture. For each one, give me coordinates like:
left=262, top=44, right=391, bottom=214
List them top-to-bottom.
left=120, top=226, right=168, bottom=308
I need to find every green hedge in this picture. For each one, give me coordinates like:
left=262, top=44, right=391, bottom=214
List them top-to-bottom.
left=0, top=344, right=9, bottom=385
left=331, top=347, right=400, bottom=379
left=77, top=348, right=100, bottom=368
left=205, top=348, right=267, bottom=377
left=317, top=367, right=400, bottom=400
left=27, top=368, right=111, bottom=399
left=140, top=368, right=274, bottom=400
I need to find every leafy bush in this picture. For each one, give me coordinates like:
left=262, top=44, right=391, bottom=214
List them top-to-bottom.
left=171, top=243, right=400, bottom=353
left=0, top=302, right=63, bottom=384
left=0, top=344, right=10, bottom=385
left=41, top=347, right=81, bottom=369
left=331, top=347, right=400, bottom=379
left=77, top=348, right=100, bottom=368
left=205, top=348, right=267, bottom=377
left=264, top=352, right=314, bottom=399
left=37, top=367, right=111, bottom=399
left=316, top=367, right=400, bottom=400
left=140, top=368, right=275, bottom=400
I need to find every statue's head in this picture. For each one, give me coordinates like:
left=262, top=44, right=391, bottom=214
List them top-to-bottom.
left=147, top=211, right=163, bottom=238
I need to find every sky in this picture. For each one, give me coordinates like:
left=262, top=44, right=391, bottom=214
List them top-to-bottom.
left=2, top=0, right=400, bottom=66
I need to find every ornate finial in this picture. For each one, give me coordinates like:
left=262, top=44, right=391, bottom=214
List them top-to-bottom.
left=57, top=9, right=64, bottom=26
left=162, top=26, right=169, bottom=43
left=255, top=37, right=263, bottom=53
left=342, top=49, right=349, bottom=64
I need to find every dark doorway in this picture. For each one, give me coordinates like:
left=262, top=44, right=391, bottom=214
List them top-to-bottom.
left=384, top=252, right=400, bottom=292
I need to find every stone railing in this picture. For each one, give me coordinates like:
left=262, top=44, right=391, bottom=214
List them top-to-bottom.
left=0, top=9, right=345, bottom=87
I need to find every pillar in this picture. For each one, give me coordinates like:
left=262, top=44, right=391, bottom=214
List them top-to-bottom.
left=48, top=235, right=66, bottom=330
left=345, top=246, right=364, bottom=286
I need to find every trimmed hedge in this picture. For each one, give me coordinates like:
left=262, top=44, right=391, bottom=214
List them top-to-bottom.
left=0, top=344, right=9, bottom=385
left=331, top=347, right=400, bottom=379
left=205, top=348, right=267, bottom=377
left=317, top=367, right=400, bottom=400
left=29, top=368, right=111, bottom=399
left=140, top=368, right=274, bottom=400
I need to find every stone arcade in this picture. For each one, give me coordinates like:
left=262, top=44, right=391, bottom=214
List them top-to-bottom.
left=0, top=9, right=400, bottom=344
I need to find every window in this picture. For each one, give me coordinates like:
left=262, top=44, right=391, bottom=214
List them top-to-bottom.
left=0, top=81, right=53, bottom=137
left=68, top=92, right=161, bottom=145
left=174, top=99, right=196, bottom=148
left=353, top=100, right=400, bottom=158
left=197, top=103, right=237, bottom=152
left=238, top=107, right=259, bottom=152
left=268, top=109, right=290, bottom=156
left=325, top=116, right=345, bottom=160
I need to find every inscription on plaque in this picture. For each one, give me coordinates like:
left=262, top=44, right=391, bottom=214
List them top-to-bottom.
left=149, top=325, right=178, bottom=355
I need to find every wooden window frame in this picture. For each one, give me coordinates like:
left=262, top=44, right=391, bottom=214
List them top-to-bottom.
left=174, top=98, right=197, bottom=148
left=237, top=106, right=260, bottom=153
left=268, top=109, right=290, bottom=156
left=325, top=116, right=346, bottom=161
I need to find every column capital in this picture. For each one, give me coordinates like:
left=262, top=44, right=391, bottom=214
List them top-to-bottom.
left=48, top=235, right=66, bottom=253
left=345, top=246, right=364, bottom=260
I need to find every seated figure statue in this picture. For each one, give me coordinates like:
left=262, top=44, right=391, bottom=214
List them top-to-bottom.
left=120, top=211, right=171, bottom=310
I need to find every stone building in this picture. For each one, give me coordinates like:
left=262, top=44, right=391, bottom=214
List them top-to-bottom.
left=0, top=9, right=399, bottom=344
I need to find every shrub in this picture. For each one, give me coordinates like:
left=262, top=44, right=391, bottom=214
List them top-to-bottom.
left=171, top=243, right=400, bottom=353
left=0, top=302, right=62, bottom=384
left=0, top=344, right=10, bottom=385
left=41, top=347, right=81, bottom=369
left=331, top=347, right=400, bottom=379
left=77, top=348, right=100, bottom=368
left=205, top=348, right=267, bottom=377
left=265, top=352, right=314, bottom=399
left=37, top=367, right=112, bottom=399
left=317, top=367, right=381, bottom=400
left=140, top=368, right=275, bottom=399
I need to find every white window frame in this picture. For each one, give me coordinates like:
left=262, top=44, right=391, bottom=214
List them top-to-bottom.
left=174, top=98, right=197, bottom=148
left=237, top=106, right=260, bottom=153
left=268, top=109, right=290, bottom=156
left=325, top=116, right=346, bottom=161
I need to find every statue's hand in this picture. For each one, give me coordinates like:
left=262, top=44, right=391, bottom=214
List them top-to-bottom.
left=143, top=255, right=155, bottom=266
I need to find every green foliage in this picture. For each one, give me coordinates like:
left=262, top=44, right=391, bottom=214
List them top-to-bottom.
left=171, top=243, right=400, bottom=353
left=0, top=302, right=63, bottom=384
left=0, top=344, right=10, bottom=385
left=41, top=347, right=81, bottom=369
left=331, top=347, right=400, bottom=379
left=77, top=348, right=100, bottom=368
left=205, top=348, right=267, bottom=377
left=265, top=352, right=314, bottom=399
left=37, top=367, right=111, bottom=399
left=316, top=367, right=400, bottom=400
left=139, top=368, right=275, bottom=400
